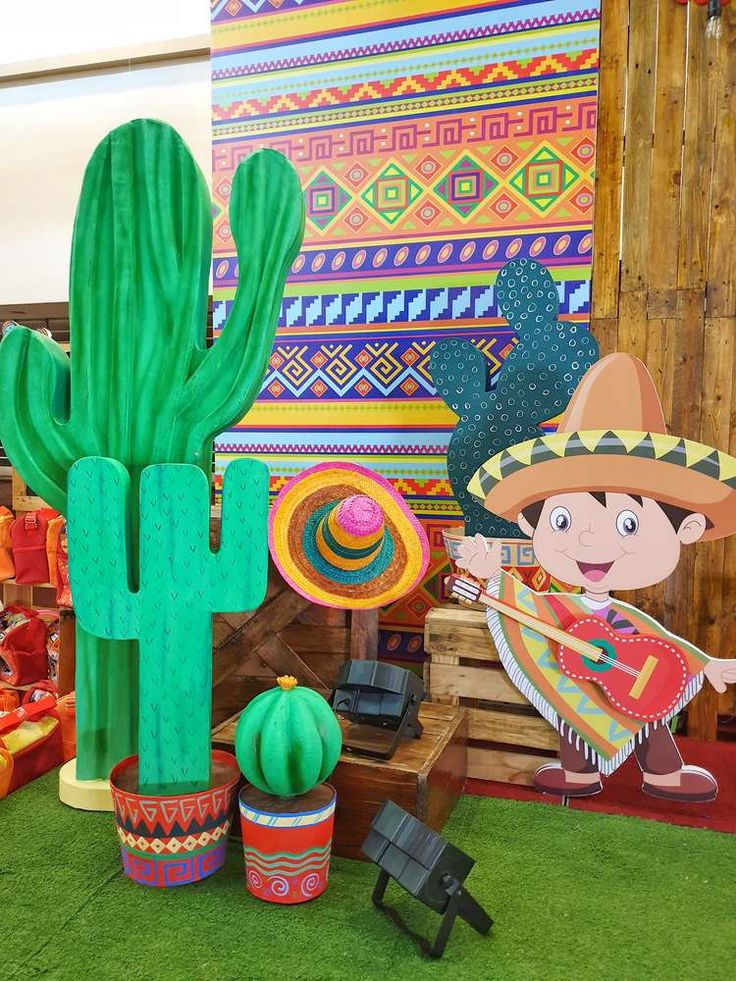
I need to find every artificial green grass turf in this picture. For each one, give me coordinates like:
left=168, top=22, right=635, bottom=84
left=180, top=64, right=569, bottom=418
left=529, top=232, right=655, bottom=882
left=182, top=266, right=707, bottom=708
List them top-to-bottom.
left=2, top=773, right=735, bottom=981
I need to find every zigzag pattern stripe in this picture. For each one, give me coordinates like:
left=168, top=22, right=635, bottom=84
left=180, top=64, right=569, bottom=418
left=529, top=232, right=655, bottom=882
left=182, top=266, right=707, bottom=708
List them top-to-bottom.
left=213, top=0, right=333, bottom=22
left=212, top=10, right=601, bottom=77
left=214, top=52, right=599, bottom=118
left=277, top=282, right=590, bottom=329
left=260, top=363, right=431, bottom=399
left=215, top=442, right=448, bottom=454
left=117, top=819, right=232, bottom=854
left=244, top=844, right=331, bottom=872
left=247, top=857, right=330, bottom=879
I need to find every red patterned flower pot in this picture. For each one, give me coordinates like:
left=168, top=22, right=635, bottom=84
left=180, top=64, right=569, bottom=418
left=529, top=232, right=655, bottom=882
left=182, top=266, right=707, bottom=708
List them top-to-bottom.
left=109, top=751, right=239, bottom=888
left=239, top=783, right=336, bottom=905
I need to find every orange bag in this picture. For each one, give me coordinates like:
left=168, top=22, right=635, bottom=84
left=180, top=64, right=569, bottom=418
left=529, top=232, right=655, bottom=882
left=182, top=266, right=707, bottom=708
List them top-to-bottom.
left=0, top=506, right=14, bottom=581
left=45, top=515, right=65, bottom=588
left=56, top=527, right=72, bottom=609
left=22, top=684, right=75, bottom=762
left=0, top=688, right=20, bottom=713
left=56, top=692, right=76, bottom=762
left=0, top=695, right=62, bottom=797
left=0, top=746, right=12, bottom=799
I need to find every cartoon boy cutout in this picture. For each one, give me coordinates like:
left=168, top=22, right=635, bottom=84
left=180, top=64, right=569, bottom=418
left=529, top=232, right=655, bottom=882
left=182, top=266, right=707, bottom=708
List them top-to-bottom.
left=456, top=354, right=736, bottom=802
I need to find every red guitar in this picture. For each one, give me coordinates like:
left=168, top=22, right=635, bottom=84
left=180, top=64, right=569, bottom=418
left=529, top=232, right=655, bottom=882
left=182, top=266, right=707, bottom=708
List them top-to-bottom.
left=446, top=575, right=690, bottom=721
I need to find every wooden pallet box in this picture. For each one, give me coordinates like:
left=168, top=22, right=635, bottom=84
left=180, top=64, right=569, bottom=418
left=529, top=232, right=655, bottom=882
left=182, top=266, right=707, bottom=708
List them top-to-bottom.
left=424, top=605, right=558, bottom=786
left=212, top=701, right=467, bottom=861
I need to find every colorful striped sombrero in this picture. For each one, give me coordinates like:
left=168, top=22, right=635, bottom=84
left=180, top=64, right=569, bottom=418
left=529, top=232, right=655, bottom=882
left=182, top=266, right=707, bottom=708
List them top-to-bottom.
left=468, top=354, right=736, bottom=541
left=268, top=462, right=429, bottom=609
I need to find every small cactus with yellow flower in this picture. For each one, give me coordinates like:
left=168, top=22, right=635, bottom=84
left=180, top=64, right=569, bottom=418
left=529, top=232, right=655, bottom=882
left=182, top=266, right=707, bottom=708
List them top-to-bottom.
left=235, top=675, right=342, bottom=797
left=236, top=676, right=343, bottom=903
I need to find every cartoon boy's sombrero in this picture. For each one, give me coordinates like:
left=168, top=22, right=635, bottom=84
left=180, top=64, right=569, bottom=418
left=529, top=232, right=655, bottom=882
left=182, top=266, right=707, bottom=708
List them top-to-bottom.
left=468, top=353, right=736, bottom=541
left=269, top=462, right=430, bottom=609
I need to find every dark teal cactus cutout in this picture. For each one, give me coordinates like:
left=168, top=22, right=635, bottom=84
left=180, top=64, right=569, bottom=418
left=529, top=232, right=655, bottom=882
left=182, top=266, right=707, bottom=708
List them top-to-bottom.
left=431, top=258, right=599, bottom=537
left=67, top=456, right=269, bottom=794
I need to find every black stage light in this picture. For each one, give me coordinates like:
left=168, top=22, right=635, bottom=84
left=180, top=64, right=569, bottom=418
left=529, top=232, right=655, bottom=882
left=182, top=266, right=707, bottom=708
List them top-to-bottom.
left=329, top=659, right=424, bottom=760
left=361, top=799, right=493, bottom=959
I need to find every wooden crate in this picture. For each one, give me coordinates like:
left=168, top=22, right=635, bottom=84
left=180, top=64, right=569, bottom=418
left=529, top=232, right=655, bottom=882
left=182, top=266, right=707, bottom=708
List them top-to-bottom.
left=424, top=605, right=558, bottom=786
left=213, top=701, right=467, bottom=861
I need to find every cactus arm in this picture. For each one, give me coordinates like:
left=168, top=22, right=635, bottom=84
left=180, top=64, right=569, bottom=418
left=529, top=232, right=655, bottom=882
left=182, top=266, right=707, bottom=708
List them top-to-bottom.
left=69, top=120, right=212, bottom=463
left=178, top=150, right=305, bottom=456
left=495, top=258, right=559, bottom=332
left=0, top=329, right=77, bottom=513
left=430, top=338, right=489, bottom=417
left=67, top=457, right=140, bottom=639
left=214, top=458, right=270, bottom=611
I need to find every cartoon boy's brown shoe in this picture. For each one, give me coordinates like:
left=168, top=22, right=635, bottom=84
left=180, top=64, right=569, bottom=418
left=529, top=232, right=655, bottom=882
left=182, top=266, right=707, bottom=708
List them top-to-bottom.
left=533, top=764, right=603, bottom=798
left=642, top=765, right=718, bottom=803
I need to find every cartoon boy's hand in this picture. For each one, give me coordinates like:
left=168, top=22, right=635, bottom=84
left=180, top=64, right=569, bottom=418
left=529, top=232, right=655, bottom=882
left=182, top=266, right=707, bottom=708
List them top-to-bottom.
left=456, top=534, right=503, bottom=581
left=704, top=658, right=736, bottom=694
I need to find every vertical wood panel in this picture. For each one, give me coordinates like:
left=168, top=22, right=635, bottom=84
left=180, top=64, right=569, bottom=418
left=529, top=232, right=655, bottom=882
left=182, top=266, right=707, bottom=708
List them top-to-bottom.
left=591, top=0, right=629, bottom=319
left=619, top=0, right=658, bottom=293
left=647, top=0, right=686, bottom=318
left=591, top=1, right=736, bottom=740
left=678, top=5, right=718, bottom=290
left=706, top=14, right=736, bottom=318
left=616, top=290, right=648, bottom=363
left=663, top=290, right=705, bottom=645
left=688, top=319, right=734, bottom=739
left=721, top=334, right=736, bottom=716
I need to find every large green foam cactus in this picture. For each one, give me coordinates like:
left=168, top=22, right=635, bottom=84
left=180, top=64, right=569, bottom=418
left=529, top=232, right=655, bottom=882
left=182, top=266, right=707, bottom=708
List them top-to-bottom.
left=0, top=119, right=304, bottom=780
left=431, top=258, right=599, bottom=537
left=68, top=456, right=269, bottom=794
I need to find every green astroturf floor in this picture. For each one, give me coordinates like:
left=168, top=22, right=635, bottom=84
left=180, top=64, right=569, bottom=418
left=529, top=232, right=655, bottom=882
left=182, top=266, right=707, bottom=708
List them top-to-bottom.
left=2, top=773, right=735, bottom=981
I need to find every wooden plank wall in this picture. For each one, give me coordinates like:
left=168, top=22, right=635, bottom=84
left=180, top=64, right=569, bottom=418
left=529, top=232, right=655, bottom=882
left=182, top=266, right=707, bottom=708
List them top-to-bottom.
left=591, top=0, right=736, bottom=739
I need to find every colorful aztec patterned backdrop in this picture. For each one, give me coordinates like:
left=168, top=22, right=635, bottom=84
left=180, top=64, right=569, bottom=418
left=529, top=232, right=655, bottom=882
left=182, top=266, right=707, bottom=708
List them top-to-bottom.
left=211, top=0, right=602, bottom=664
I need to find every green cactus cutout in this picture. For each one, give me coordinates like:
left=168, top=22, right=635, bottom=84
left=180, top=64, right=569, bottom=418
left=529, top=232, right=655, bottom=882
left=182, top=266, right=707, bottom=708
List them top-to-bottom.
left=0, top=119, right=304, bottom=780
left=431, top=258, right=599, bottom=538
left=68, top=456, right=269, bottom=794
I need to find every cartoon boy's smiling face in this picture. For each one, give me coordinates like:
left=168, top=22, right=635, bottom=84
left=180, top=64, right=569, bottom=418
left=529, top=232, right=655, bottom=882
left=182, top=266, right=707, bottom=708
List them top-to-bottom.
left=517, top=492, right=707, bottom=594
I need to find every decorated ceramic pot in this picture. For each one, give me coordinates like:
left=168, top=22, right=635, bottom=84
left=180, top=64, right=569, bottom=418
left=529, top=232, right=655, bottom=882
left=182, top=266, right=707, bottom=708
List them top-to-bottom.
left=109, top=750, right=240, bottom=888
left=239, top=783, right=336, bottom=905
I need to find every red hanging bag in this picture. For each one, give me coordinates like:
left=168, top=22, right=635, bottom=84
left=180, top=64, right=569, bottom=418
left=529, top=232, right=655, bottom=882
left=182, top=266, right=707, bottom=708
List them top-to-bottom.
left=11, top=509, right=57, bottom=584
left=0, top=606, right=49, bottom=686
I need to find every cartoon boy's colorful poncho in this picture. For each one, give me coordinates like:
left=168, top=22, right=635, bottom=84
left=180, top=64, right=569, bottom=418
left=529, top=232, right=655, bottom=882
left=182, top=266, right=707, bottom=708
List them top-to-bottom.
left=487, top=573, right=707, bottom=774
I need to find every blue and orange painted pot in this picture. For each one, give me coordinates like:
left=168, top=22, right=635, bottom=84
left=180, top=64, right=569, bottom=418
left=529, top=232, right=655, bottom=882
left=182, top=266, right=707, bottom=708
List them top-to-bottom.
left=109, top=751, right=240, bottom=888
left=238, top=783, right=336, bottom=905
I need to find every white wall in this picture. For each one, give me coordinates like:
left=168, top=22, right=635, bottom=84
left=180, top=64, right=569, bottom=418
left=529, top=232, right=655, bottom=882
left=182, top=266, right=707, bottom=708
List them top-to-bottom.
left=0, top=0, right=210, bottom=64
left=0, top=58, right=212, bottom=304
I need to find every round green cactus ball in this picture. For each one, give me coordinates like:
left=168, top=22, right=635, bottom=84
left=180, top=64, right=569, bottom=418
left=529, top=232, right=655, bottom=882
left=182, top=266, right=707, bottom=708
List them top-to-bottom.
left=234, top=676, right=343, bottom=797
